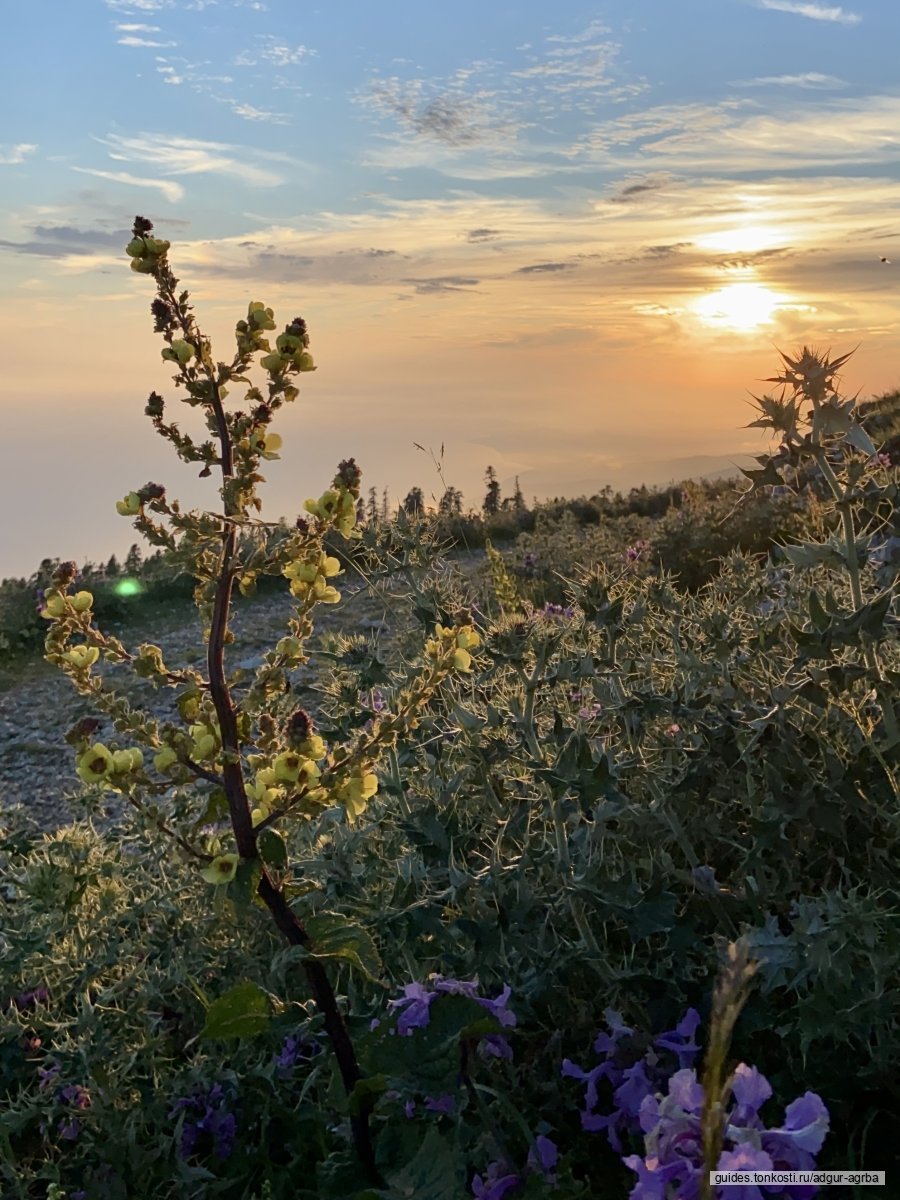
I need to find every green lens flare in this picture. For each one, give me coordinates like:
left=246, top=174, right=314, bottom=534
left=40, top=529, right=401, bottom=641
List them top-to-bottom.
left=114, top=578, right=143, bottom=598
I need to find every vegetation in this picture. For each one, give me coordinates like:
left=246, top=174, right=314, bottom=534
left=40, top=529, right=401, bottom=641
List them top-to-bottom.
left=1, top=221, right=898, bottom=1200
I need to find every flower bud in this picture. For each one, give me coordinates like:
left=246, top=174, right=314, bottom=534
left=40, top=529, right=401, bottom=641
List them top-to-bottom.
left=125, top=237, right=146, bottom=258
left=294, top=351, right=316, bottom=372
left=116, top=492, right=142, bottom=517
left=71, top=591, right=93, bottom=613
left=40, top=593, right=67, bottom=620
left=154, top=746, right=179, bottom=772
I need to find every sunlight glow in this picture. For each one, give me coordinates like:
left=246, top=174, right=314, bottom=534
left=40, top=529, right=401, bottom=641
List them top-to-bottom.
left=695, top=226, right=788, bottom=254
left=692, top=283, right=783, bottom=331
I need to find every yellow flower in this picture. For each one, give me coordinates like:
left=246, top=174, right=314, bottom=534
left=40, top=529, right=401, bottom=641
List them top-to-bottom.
left=294, top=351, right=316, bottom=372
left=260, top=352, right=287, bottom=373
left=116, top=492, right=142, bottom=517
left=313, top=578, right=341, bottom=604
left=71, top=592, right=93, bottom=613
left=40, top=593, right=66, bottom=620
left=456, top=627, right=480, bottom=651
left=64, top=645, right=100, bottom=669
left=452, top=648, right=472, bottom=672
left=300, top=734, right=327, bottom=761
left=76, top=743, right=113, bottom=784
left=273, top=752, right=320, bottom=786
left=256, top=767, right=279, bottom=787
left=339, top=767, right=379, bottom=821
left=251, top=806, right=269, bottom=827
left=201, top=854, right=239, bottom=885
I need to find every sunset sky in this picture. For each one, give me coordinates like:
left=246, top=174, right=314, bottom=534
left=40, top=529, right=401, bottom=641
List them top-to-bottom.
left=1, top=0, right=899, bottom=579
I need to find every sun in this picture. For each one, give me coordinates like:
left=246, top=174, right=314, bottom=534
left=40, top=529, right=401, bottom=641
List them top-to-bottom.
left=692, top=283, right=782, bottom=332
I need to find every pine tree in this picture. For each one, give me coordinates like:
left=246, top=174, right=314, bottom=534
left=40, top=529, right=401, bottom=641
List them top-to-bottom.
left=483, top=466, right=501, bottom=516
left=512, top=476, right=526, bottom=513
left=366, top=486, right=378, bottom=523
left=439, top=486, right=464, bottom=516
left=381, top=487, right=390, bottom=522
left=402, top=487, right=424, bottom=516
left=124, top=543, right=143, bottom=576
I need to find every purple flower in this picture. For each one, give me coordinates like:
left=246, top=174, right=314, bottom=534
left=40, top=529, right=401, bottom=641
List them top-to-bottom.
left=542, top=602, right=575, bottom=619
left=371, top=688, right=386, bottom=712
left=385, top=976, right=516, bottom=1053
left=387, top=981, right=439, bottom=1036
left=10, top=986, right=50, bottom=1012
left=654, top=1009, right=701, bottom=1070
left=273, top=1033, right=320, bottom=1080
left=38, top=1062, right=62, bottom=1091
left=728, top=1063, right=772, bottom=1129
left=60, top=1083, right=92, bottom=1110
left=170, top=1084, right=237, bottom=1162
left=425, top=1093, right=455, bottom=1116
left=404, top=1099, right=416, bottom=1119
left=58, top=1117, right=82, bottom=1141
left=527, top=1134, right=558, bottom=1178
left=716, top=1145, right=775, bottom=1200
left=471, top=1162, right=521, bottom=1200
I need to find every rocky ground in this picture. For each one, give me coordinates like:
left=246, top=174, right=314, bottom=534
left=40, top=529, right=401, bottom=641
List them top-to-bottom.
left=0, top=552, right=486, bottom=835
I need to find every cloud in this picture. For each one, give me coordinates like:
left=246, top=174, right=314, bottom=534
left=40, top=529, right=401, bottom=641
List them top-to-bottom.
left=103, top=0, right=170, bottom=10
left=756, top=0, right=861, bottom=23
left=115, top=22, right=161, bottom=30
left=118, top=35, right=177, bottom=46
left=234, top=37, right=315, bottom=67
left=737, top=72, right=847, bottom=88
left=367, top=77, right=519, bottom=148
left=572, top=95, right=900, bottom=172
left=230, top=103, right=289, bottom=124
left=93, top=132, right=288, bottom=187
left=0, top=144, right=37, bottom=165
left=71, top=167, right=185, bottom=203
left=606, top=173, right=672, bottom=203
left=0, top=225, right=131, bottom=258
left=467, top=228, right=502, bottom=242
left=516, top=261, right=576, bottom=274
left=402, top=275, right=480, bottom=294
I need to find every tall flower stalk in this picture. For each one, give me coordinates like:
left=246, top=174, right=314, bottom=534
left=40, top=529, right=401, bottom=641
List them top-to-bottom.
left=39, top=218, right=483, bottom=1183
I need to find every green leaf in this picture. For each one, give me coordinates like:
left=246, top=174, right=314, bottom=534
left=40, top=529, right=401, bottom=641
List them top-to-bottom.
left=844, top=422, right=877, bottom=457
left=808, top=589, right=830, bottom=631
left=193, top=787, right=229, bottom=830
left=258, top=828, right=287, bottom=869
left=227, top=856, right=264, bottom=914
left=305, top=912, right=383, bottom=982
left=201, top=981, right=270, bottom=1040
left=348, top=1073, right=389, bottom=1117
left=381, top=1125, right=466, bottom=1200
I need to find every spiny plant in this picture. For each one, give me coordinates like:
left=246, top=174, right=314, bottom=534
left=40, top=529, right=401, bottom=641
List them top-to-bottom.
left=37, top=216, right=482, bottom=1186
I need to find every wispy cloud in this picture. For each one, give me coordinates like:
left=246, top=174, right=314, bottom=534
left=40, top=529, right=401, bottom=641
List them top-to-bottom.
left=103, top=0, right=170, bottom=10
left=756, top=1, right=862, bottom=24
left=115, top=22, right=161, bottom=31
left=118, top=35, right=177, bottom=47
left=234, top=36, right=316, bottom=67
left=737, top=72, right=847, bottom=88
left=230, top=102, right=289, bottom=124
left=93, top=132, right=288, bottom=187
left=0, top=144, right=37, bottom=165
left=70, top=167, right=184, bottom=203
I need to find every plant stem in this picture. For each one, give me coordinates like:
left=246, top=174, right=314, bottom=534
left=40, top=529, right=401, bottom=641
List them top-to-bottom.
left=156, top=267, right=381, bottom=1183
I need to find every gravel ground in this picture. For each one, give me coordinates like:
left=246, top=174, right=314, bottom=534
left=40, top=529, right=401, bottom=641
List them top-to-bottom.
left=0, top=553, right=485, bottom=835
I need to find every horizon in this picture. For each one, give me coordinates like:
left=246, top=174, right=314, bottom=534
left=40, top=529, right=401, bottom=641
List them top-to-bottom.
left=2, top=0, right=899, bottom=580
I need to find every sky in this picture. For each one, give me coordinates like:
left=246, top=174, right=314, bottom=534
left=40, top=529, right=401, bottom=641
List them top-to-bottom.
left=1, top=0, right=899, bottom=580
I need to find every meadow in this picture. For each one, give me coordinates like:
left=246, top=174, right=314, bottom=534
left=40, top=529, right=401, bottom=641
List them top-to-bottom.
left=1, top=218, right=898, bottom=1200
